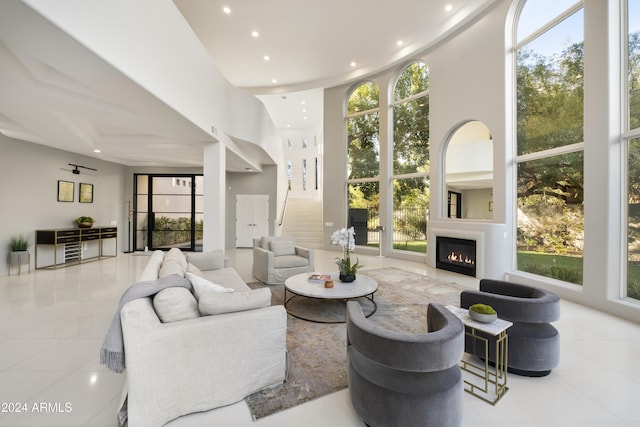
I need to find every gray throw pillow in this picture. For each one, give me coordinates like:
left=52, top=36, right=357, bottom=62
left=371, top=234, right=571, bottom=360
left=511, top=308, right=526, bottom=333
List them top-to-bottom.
left=269, top=240, right=296, bottom=256
left=153, top=287, right=200, bottom=323
left=199, top=288, right=271, bottom=315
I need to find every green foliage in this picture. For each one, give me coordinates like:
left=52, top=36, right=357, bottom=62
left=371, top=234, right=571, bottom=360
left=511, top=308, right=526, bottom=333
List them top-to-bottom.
left=628, top=32, right=640, bottom=129
left=517, top=44, right=584, bottom=156
left=393, top=63, right=430, bottom=175
left=347, top=82, right=379, bottom=114
left=148, top=215, right=203, bottom=248
left=75, top=216, right=95, bottom=224
left=9, top=234, right=30, bottom=251
left=517, top=251, right=584, bottom=285
left=335, top=256, right=361, bottom=276
left=470, top=304, right=496, bottom=315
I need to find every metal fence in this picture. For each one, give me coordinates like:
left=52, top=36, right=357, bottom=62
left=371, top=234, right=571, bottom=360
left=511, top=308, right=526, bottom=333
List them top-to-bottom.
left=362, top=206, right=428, bottom=246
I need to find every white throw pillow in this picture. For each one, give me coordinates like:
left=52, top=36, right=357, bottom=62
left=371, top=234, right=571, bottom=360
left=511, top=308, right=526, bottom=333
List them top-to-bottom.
left=269, top=240, right=296, bottom=256
left=164, top=247, right=187, bottom=270
left=186, top=250, right=225, bottom=271
left=159, top=259, right=185, bottom=278
left=186, top=272, right=235, bottom=299
left=152, top=287, right=200, bottom=323
left=199, top=288, right=271, bottom=315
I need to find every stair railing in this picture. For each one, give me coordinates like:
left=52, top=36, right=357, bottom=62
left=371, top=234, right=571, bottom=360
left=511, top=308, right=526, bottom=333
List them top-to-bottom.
left=278, top=186, right=291, bottom=226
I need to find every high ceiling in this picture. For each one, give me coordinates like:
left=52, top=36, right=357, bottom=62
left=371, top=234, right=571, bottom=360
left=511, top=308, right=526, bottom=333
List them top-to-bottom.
left=0, top=0, right=496, bottom=168
left=174, top=0, right=497, bottom=129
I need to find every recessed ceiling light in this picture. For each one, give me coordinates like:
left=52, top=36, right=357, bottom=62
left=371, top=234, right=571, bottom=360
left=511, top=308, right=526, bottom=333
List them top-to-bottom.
left=445, top=4, right=453, bottom=12
left=223, top=6, right=231, bottom=14
left=252, top=31, right=259, bottom=38
left=397, top=40, right=404, bottom=46
left=264, top=55, right=270, bottom=61
left=350, top=61, right=357, bottom=67
left=272, top=78, right=278, bottom=83
left=301, top=101, right=306, bottom=105
left=302, top=108, right=307, bottom=113
left=303, top=116, right=308, bottom=120
left=287, top=124, right=291, bottom=128
left=93, top=149, right=101, bottom=153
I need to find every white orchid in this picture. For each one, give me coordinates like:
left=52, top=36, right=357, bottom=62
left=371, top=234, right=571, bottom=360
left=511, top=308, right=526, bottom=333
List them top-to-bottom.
left=330, top=227, right=362, bottom=276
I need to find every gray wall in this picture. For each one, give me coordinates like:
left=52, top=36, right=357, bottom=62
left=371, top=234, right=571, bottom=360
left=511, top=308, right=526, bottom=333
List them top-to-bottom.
left=0, top=134, right=127, bottom=275
left=225, top=165, right=278, bottom=248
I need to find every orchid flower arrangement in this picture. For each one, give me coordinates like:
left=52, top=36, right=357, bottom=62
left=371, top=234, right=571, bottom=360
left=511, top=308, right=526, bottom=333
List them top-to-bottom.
left=330, top=227, right=362, bottom=276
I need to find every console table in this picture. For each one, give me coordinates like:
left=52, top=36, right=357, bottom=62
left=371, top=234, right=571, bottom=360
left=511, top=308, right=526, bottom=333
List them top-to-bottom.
left=35, top=227, right=117, bottom=269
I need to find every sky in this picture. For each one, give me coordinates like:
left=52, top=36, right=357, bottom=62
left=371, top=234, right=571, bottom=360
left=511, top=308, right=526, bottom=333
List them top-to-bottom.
left=518, top=0, right=640, bottom=59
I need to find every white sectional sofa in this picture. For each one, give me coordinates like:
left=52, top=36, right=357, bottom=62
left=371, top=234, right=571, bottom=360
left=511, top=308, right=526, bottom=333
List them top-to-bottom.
left=117, top=248, right=287, bottom=427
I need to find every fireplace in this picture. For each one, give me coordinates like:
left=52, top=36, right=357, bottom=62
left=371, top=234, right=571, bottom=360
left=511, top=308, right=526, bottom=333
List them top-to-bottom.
left=436, top=236, right=477, bottom=277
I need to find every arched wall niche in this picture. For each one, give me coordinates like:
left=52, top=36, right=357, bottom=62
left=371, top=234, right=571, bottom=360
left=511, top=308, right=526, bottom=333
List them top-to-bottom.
left=443, top=120, right=494, bottom=219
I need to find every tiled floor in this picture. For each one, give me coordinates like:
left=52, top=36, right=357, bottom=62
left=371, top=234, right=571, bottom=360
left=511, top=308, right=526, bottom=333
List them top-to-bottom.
left=0, top=249, right=639, bottom=426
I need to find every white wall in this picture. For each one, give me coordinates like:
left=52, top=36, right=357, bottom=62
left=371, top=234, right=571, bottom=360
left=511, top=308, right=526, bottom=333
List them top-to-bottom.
left=280, top=125, right=324, bottom=199
left=0, top=134, right=126, bottom=275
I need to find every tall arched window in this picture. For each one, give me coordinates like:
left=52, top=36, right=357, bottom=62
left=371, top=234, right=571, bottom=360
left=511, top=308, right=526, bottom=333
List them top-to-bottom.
left=625, top=0, right=640, bottom=301
left=515, top=1, right=585, bottom=285
left=391, top=62, right=430, bottom=253
left=346, top=82, right=380, bottom=247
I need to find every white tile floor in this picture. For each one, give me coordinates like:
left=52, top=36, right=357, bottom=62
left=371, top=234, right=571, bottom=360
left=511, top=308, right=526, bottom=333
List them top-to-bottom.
left=1, top=249, right=639, bottom=426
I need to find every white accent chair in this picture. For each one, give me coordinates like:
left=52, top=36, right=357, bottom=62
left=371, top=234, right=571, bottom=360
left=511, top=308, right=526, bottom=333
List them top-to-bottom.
left=252, top=236, right=314, bottom=285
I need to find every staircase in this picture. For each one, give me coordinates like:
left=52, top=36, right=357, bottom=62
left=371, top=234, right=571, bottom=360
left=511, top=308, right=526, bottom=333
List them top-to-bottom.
left=281, top=198, right=323, bottom=249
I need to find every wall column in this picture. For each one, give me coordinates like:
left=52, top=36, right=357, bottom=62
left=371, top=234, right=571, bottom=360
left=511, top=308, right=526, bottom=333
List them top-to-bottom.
left=203, top=140, right=225, bottom=251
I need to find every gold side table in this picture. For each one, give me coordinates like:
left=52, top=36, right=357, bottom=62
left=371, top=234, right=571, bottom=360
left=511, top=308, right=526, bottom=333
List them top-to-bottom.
left=8, top=251, right=31, bottom=276
left=446, top=305, right=512, bottom=405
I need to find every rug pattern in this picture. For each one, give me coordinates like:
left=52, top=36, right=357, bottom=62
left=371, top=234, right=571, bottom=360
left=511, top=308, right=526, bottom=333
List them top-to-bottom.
left=244, top=267, right=469, bottom=420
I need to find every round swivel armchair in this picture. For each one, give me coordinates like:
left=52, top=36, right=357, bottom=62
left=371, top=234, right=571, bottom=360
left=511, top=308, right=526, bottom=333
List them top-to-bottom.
left=460, top=279, right=560, bottom=377
left=346, top=301, right=464, bottom=427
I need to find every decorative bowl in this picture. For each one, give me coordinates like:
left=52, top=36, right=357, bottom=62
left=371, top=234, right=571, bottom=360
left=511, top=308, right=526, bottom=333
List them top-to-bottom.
left=469, top=310, right=497, bottom=323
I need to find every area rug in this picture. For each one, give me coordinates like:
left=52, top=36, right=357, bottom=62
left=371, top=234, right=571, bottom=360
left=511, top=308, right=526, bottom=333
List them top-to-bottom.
left=244, top=267, right=471, bottom=420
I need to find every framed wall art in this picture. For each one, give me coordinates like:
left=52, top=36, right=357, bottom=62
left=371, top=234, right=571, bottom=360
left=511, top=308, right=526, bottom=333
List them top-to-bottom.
left=57, top=180, right=74, bottom=202
left=79, top=183, right=94, bottom=203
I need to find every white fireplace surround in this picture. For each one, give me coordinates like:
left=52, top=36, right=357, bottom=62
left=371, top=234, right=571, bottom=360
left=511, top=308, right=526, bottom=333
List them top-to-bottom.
left=427, top=220, right=511, bottom=280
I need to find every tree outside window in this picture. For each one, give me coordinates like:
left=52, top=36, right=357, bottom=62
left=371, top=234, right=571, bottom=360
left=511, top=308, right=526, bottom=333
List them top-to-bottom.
left=626, top=0, right=640, bottom=301
left=515, top=2, right=584, bottom=285
left=391, top=62, right=430, bottom=253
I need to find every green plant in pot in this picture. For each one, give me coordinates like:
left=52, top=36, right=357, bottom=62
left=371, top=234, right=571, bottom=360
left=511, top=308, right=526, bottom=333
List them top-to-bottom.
left=75, top=216, right=95, bottom=228
left=9, top=234, right=31, bottom=266
left=469, top=303, right=497, bottom=323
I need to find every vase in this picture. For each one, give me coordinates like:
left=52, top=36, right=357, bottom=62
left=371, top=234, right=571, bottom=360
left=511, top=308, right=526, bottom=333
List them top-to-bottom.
left=77, top=222, right=93, bottom=228
left=339, top=273, right=356, bottom=282
left=469, top=310, right=497, bottom=323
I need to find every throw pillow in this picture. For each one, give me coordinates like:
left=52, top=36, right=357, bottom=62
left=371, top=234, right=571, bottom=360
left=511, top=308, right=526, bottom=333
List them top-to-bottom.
left=269, top=240, right=296, bottom=256
left=164, top=247, right=188, bottom=270
left=186, top=250, right=225, bottom=271
left=159, top=259, right=185, bottom=278
left=187, top=262, right=204, bottom=276
left=186, top=272, right=235, bottom=299
left=152, top=287, right=200, bottom=323
left=199, top=288, right=272, bottom=315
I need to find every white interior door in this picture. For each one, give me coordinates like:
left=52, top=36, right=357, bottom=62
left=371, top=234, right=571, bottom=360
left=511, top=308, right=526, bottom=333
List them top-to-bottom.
left=236, top=194, right=269, bottom=247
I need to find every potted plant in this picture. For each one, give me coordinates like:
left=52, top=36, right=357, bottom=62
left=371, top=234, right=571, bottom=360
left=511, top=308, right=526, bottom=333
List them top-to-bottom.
left=75, top=216, right=95, bottom=228
left=330, top=226, right=363, bottom=282
left=9, top=234, right=31, bottom=265
left=469, top=303, right=497, bottom=323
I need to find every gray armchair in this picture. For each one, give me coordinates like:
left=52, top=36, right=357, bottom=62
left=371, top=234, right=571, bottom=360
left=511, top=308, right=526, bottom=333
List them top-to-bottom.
left=252, top=236, right=314, bottom=285
left=460, top=279, right=560, bottom=377
left=346, top=301, right=464, bottom=427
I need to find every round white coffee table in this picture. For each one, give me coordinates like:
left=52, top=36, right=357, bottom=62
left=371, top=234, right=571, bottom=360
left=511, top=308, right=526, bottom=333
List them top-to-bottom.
left=284, top=272, right=378, bottom=323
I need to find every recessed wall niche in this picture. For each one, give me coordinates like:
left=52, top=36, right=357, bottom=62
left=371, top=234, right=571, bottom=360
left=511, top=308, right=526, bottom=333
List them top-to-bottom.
left=444, top=121, right=493, bottom=220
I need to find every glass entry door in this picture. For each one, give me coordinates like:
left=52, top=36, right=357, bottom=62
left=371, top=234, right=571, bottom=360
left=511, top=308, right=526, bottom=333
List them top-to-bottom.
left=134, top=174, right=203, bottom=252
